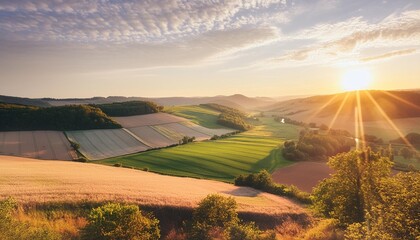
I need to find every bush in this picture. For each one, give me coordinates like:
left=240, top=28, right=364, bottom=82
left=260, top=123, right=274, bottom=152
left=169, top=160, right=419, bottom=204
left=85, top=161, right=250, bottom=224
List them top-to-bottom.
left=113, top=163, right=122, bottom=167
left=235, top=170, right=311, bottom=204
left=190, top=194, right=238, bottom=240
left=0, top=197, right=60, bottom=240
left=82, top=203, right=160, bottom=240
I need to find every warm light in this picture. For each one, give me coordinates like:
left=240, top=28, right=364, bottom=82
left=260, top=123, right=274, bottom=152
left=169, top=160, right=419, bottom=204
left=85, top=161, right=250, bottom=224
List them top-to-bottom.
left=341, top=68, right=372, bottom=91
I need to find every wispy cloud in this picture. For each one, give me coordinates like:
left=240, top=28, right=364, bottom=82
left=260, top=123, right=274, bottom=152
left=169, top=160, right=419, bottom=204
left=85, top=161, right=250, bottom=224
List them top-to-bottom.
left=271, top=10, right=420, bottom=65
left=361, top=48, right=417, bottom=62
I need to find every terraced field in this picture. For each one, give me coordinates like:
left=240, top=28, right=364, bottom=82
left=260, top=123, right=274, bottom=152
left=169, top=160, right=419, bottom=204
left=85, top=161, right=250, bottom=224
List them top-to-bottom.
left=99, top=117, right=299, bottom=182
left=66, top=129, right=149, bottom=160
left=0, top=131, right=75, bottom=160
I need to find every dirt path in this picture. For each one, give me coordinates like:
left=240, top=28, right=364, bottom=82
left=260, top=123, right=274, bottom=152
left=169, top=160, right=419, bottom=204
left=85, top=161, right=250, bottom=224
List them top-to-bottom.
left=0, top=156, right=306, bottom=216
left=272, top=162, right=333, bottom=193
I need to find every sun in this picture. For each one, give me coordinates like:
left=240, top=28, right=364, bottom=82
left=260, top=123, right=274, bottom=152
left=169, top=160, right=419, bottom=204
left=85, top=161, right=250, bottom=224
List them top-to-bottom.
left=341, top=68, right=372, bottom=91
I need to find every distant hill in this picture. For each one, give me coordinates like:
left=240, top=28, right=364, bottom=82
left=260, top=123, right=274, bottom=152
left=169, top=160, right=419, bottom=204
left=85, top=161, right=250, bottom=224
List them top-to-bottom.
left=263, top=90, right=420, bottom=141
left=265, top=90, right=420, bottom=121
left=0, top=94, right=275, bottom=111
left=0, top=95, right=51, bottom=107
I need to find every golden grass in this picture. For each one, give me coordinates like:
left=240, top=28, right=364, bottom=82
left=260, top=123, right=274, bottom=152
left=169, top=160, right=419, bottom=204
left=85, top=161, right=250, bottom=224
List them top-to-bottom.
left=0, top=156, right=306, bottom=216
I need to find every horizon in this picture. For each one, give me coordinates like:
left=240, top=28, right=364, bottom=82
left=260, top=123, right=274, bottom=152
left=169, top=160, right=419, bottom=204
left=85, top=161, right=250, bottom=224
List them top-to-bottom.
left=1, top=0, right=419, bottom=98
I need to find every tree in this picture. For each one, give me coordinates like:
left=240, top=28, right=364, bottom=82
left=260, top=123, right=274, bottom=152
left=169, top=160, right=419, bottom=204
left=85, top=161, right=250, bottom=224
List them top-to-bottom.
left=398, top=147, right=414, bottom=160
left=312, top=149, right=392, bottom=226
left=345, top=172, right=420, bottom=239
left=190, top=194, right=239, bottom=240
left=82, top=203, right=160, bottom=240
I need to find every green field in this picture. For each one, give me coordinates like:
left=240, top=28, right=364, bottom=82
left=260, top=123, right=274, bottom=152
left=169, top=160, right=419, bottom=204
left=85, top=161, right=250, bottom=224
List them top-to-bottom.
left=164, top=105, right=223, bottom=129
left=98, top=112, right=301, bottom=182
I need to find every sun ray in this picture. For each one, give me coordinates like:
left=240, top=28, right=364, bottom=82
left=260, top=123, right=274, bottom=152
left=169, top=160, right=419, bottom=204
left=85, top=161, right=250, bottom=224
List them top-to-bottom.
left=380, top=90, right=420, bottom=110
left=356, top=91, right=367, bottom=151
left=365, top=91, right=417, bottom=152
left=328, top=92, right=350, bottom=131
left=304, top=94, right=339, bottom=123
left=355, top=106, right=360, bottom=150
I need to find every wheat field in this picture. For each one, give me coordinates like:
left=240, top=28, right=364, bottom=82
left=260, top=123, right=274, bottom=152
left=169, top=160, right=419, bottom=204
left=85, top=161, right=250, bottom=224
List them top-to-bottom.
left=0, top=155, right=305, bottom=216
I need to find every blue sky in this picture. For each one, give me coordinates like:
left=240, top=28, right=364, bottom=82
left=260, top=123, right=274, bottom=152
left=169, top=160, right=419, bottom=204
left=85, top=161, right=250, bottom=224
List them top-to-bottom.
left=1, top=0, right=419, bottom=98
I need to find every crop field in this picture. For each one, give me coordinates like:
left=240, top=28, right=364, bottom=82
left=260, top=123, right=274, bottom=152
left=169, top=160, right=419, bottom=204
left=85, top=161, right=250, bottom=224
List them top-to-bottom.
left=165, top=105, right=224, bottom=128
left=112, top=112, right=186, bottom=128
left=180, top=121, right=233, bottom=136
left=158, top=122, right=211, bottom=140
left=127, top=126, right=178, bottom=148
left=66, top=129, right=149, bottom=160
left=0, top=131, right=75, bottom=160
left=99, top=133, right=293, bottom=182
left=0, top=155, right=306, bottom=216
left=272, top=162, right=333, bottom=192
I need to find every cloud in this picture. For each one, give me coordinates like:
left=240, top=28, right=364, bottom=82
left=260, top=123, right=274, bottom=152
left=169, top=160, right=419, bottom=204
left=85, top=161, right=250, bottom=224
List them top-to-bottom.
left=0, top=0, right=288, bottom=44
left=271, top=10, right=420, bottom=64
left=360, top=48, right=417, bottom=62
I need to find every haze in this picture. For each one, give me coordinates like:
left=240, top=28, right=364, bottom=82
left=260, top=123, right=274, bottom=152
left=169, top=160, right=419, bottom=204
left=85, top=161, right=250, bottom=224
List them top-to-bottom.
left=1, top=0, right=419, bottom=98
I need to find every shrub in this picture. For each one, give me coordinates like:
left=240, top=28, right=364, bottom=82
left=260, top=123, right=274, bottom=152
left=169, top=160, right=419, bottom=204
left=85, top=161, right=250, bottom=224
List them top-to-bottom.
left=113, top=163, right=122, bottom=167
left=235, top=170, right=311, bottom=204
left=190, top=194, right=238, bottom=240
left=0, top=197, right=60, bottom=240
left=82, top=203, right=160, bottom=240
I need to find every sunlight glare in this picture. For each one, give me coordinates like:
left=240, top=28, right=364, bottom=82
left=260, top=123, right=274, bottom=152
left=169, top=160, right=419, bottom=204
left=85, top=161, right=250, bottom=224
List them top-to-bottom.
left=341, top=68, right=372, bottom=91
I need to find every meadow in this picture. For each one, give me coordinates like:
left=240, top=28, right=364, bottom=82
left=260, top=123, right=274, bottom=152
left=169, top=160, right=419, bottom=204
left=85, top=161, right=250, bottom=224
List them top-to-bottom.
left=99, top=111, right=300, bottom=182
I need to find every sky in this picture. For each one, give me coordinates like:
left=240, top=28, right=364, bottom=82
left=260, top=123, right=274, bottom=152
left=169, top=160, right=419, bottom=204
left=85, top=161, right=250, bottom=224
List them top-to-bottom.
left=1, top=0, right=419, bottom=98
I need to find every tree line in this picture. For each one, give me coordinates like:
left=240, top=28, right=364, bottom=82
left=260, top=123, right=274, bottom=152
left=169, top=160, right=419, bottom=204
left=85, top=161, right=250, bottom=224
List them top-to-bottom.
left=91, top=101, right=163, bottom=117
left=0, top=103, right=121, bottom=131
left=201, top=103, right=252, bottom=131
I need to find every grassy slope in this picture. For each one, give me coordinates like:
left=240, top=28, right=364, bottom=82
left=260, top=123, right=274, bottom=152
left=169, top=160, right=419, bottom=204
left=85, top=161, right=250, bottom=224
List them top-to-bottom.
left=164, top=105, right=223, bottom=129
left=99, top=115, right=300, bottom=182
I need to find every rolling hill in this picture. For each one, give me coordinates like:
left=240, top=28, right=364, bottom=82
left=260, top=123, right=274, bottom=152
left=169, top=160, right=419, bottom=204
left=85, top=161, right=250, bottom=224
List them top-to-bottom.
left=263, top=90, right=420, bottom=141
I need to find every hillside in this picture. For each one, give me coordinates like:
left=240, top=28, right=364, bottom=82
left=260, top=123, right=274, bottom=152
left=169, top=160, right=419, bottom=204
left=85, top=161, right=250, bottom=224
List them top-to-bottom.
left=263, top=90, right=420, bottom=140
left=265, top=90, right=420, bottom=120
left=0, top=94, right=274, bottom=111
left=0, top=95, right=51, bottom=107
left=0, top=103, right=121, bottom=131
left=0, top=155, right=306, bottom=217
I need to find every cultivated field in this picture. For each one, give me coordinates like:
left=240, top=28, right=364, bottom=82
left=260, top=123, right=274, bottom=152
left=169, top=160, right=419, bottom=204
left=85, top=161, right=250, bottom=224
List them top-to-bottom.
left=165, top=105, right=224, bottom=128
left=98, top=116, right=301, bottom=182
left=127, top=126, right=178, bottom=148
left=66, top=129, right=149, bottom=160
left=0, top=131, right=75, bottom=160
left=0, top=156, right=306, bottom=216
left=272, top=162, right=333, bottom=192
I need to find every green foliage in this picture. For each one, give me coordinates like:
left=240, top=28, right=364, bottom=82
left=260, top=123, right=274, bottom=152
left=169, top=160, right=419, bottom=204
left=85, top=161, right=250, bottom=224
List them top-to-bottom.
left=92, top=101, right=163, bottom=116
left=201, top=103, right=252, bottom=131
left=0, top=104, right=121, bottom=131
left=283, top=130, right=354, bottom=161
left=390, top=132, right=420, bottom=148
left=99, top=134, right=292, bottom=182
left=180, top=136, right=195, bottom=144
left=398, top=146, right=415, bottom=159
left=312, top=149, right=392, bottom=226
left=235, top=170, right=311, bottom=204
left=190, top=194, right=238, bottom=239
left=0, top=197, right=60, bottom=240
left=82, top=202, right=160, bottom=240
left=229, top=222, right=276, bottom=240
